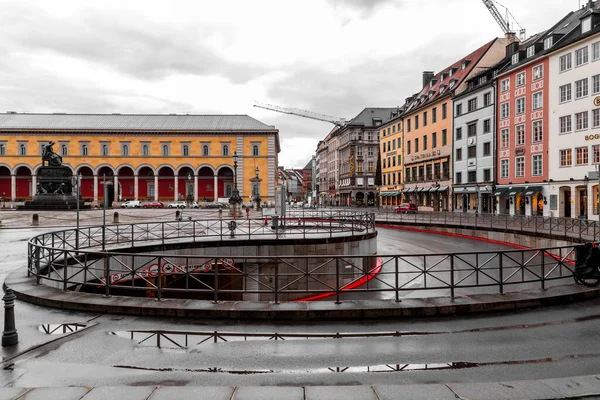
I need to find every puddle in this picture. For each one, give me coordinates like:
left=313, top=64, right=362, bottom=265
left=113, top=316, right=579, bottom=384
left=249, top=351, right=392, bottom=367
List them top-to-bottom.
left=38, top=323, right=87, bottom=335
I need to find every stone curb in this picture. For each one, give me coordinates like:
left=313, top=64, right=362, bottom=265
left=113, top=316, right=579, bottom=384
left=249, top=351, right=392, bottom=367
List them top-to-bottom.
left=7, top=271, right=600, bottom=320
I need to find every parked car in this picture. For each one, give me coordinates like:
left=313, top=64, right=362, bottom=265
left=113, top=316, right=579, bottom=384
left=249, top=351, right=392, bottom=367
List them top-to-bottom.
left=121, top=200, right=141, bottom=208
left=142, top=201, right=164, bottom=208
left=168, top=201, right=187, bottom=209
left=205, top=201, right=228, bottom=209
left=395, top=203, right=418, bottom=214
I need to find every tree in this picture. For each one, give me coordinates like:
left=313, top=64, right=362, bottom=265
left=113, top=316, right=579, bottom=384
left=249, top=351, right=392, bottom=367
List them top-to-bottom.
left=374, top=147, right=382, bottom=186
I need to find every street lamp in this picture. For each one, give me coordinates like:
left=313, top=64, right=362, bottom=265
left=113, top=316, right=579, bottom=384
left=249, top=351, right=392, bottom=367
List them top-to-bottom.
left=229, top=152, right=242, bottom=217
left=254, top=166, right=261, bottom=211
left=187, top=173, right=192, bottom=206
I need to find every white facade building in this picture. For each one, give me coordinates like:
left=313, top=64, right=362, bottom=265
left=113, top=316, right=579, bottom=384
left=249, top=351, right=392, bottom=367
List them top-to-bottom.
left=548, top=22, right=600, bottom=219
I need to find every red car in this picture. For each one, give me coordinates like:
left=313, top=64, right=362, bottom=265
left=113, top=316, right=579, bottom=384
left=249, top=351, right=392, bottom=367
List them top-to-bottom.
left=142, top=201, right=164, bottom=208
left=395, top=203, right=418, bottom=214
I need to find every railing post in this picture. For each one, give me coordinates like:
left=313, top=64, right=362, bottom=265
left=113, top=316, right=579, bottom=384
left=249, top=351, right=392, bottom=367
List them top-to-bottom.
left=162, top=223, right=165, bottom=246
left=131, top=224, right=134, bottom=248
left=35, top=245, right=41, bottom=285
left=541, top=249, right=546, bottom=290
left=63, top=250, right=68, bottom=291
left=498, top=252, right=504, bottom=294
left=104, top=255, right=110, bottom=297
left=450, top=255, right=454, bottom=300
left=156, top=256, right=162, bottom=301
left=395, top=257, right=400, bottom=303
left=213, top=258, right=219, bottom=304
left=335, top=258, right=341, bottom=304
left=274, top=259, right=279, bottom=305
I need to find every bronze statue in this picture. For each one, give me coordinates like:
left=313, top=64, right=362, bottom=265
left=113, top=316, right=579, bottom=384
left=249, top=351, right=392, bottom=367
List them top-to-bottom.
left=42, top=141, right=63, bottom=167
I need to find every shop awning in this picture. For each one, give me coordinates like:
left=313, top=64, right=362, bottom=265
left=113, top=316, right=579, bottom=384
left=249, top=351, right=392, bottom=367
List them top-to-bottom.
left=524, top=185, right=543, bottom=196
left=437, top=186, right=449, bottom=192
left=415, top=187, right=424, bottom=192
left=507, top=187, right=525, bottom=196
left=404, top=188, right=414, bottom=193
left=493, top=188, right=508, bottom=196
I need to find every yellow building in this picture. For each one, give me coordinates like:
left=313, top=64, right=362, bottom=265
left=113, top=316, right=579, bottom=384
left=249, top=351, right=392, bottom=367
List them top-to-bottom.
left=378, top=110, right=404, bottom=207
left=0, top=113, right=279, bottom=205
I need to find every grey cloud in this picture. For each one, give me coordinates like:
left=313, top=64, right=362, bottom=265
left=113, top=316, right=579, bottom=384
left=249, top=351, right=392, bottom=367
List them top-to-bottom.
left=326, top=0, right=398, bottom=15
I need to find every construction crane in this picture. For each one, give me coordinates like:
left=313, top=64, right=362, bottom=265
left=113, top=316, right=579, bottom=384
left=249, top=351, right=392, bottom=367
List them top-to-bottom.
left=482, top=0, right=526, bottom=41
left=253, top=102, right=349, bottom=127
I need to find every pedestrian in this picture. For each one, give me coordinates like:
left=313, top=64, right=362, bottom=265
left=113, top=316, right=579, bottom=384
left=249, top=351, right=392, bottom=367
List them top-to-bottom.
left=246, top=206, right=250, bottom=219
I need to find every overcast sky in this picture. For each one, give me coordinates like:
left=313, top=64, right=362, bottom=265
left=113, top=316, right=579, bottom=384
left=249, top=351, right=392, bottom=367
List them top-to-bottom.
left=0, top=0, right=579, bottom=168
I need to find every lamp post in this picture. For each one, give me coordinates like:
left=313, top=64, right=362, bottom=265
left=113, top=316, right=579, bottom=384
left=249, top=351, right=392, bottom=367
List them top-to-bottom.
left=229, top=152, right=242, bottom=217
left=254, top=167, right=261, bottom=211
left=187, top=173, right=192, bottom=206
left=583, top=175, right=589, bottom=219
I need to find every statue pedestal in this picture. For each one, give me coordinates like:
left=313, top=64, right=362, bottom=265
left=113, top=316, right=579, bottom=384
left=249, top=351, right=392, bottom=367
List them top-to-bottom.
left=18, top=166, right=89, bottom=211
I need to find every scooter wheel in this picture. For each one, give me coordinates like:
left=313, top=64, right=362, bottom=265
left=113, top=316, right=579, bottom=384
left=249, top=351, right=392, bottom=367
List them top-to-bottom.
left=574, top=273, right=600, bottom=287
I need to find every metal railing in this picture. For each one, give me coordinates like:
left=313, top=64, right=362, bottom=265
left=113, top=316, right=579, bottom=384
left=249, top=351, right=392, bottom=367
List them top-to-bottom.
left=25, top=209, right=579, bottom=302
left=375, top=210, right=599, bottom=242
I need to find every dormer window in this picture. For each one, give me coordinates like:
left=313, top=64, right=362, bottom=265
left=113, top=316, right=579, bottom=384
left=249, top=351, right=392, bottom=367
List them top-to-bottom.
left=582, top=16, right=592, bottom=34
left=544, top=37, right=553, bottom=50
left=527, top=46, right=535, bottom=58
left=512, top=53, right=520, bottom=65
left=461, top=59, right=471, bottom=70
left=441, top=73, right=447, bottom=81
left=479, top=76, right=487, bottom=85
left=429, top=79, right=437, bottom=88
left=449, top=79, right=457, bottom=89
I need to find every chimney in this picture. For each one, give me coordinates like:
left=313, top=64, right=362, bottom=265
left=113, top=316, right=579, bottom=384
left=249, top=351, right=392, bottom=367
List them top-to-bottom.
left=505, top=32, right=518, bottom=43
left=422, top=71, right=434, bottom=88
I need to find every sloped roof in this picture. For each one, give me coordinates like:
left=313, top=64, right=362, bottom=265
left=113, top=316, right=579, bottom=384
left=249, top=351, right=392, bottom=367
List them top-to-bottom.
left=402, top=38, right=498, bottom=116
left=348, top=107, right=397, bottom=127
left=0, top=113, right=277, bottom=132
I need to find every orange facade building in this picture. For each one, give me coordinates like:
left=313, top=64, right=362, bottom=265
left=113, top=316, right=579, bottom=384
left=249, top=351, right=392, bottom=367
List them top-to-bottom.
left=0, top=113, right=279, bottom=206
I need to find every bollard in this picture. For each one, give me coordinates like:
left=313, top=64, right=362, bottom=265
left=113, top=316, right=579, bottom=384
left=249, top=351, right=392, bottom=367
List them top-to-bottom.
left=113, top=211, right=119, bottom=224
left=32, top=213, right=39, bottom=226
left=2, top=283, right=18, bottom=346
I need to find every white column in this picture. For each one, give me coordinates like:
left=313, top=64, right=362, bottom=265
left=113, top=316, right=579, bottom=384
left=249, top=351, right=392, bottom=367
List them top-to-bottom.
left=11, top=174, right=16, bottom=201
left=194, top=174, right=198, bottom=202
left=32, top=175, right=37, bottom=196
left=93, top=175, right=99, bottom=202
left=134, top=175, right=139, bottom=200
left=154, top=175, right=159, bottom=201
left=213, top=175, right=218, bottom=201
left=114, top=176, right=119, bottom=203
left=174, top=177, right=178, bottom=201
left=570, top=185, right=577, bottom=218
left=525, top=194, right=532, bottom=217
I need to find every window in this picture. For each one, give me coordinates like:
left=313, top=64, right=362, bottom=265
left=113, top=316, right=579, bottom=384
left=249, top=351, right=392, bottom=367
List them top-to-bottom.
left=544, top=37, right=553, bottom=50
left=593, top=41, right=600, bottom=61
left=527, top=46, right=535, bottom=58
left=575, top=46, right=589, bottom=66
left=512, top=53, right=519, bottom=65
left=559, top=54, right=572, bottom=72
left=532, top=65, right=543, bottom=80
left=516, top=72, right=525, bottom=86
left=593, top=74, right=600, bottom=94
left=501, top=78, right=510, bottom=92
left=575, top=78, right=588, bottom=99
left=559, top=84, right=572, bottom=103
left=532, top=91, right=543, bottom=109
left=484, top=92, right=492, bottom=106
left=516, top=97, right=525, bottom=114
left=468, top=98, right=477, bottom=112
left=442, top=103, right=447, bottom=119
left=456, top=103, right=462, bottom=116
left=501, top=103, right=509, bottom=119
left=432, top=107, right=437, bottom=123
left=593, top=109, right=600, bottom=128
left=423, top=111, right=428, bottom=126
left=576, top=111, right=589, bottom=130
left=415, top=115, right=419, bottom=129
left=560, top=115, right=572, bottom=134
left=407, top=119, right=411, bottom=132
left=483, top=119, right=491, bottom=133
left=533, top=120, right=543, bottom=143
left=467, top=123, right=477, bottom=137
left=516, top=125, right=525, bottom=146
left=456, top=127, right=463, bottom=140
left=501, top=128, right=509, bottom=148
left=442, top=129, right=447, bottom=145
left=432, top=132, right=437, bottom=148
left=423, top=135, right=428, bottom=150
left=415, top=138, right=419, bottom=152
left=407, top=141, right=411, bottom=154
left=483, top=142, right=491, bottom=156
left=0, top=144, right=5, bottom=156
left=60, top=144, right=68, bottom=156
left=81, top=144, right=88, bottom=156
left=101, top=144, right=109, bottom=156
left=121, top=144, right=129, bottom=156
left=142, top=144, right=149, bottom=156
left=161, top=144, right=169, bottom=156
left=182, top=144, right=190, bottom=156
left=222, top=144, right=229, bottom=156
left=252, top=144, right=259, bottom=156
left=202, top=145, right=209, bottom=156
left=467, top=145, right=476, bottom=158
left=594, top=145, right=600, bottom=164
left=368, top=147, right=374, bottom=157
left=576, top=147, right=589, bottom=165
left=456, top=148, right=462, bottom=161
left=560, top=149, right=572, bottom=167
left=532, top=154, right=543, bottom=176
left=515, top=157, right=525, bottom=177
left=500, top=159, right=509, bottom=178
left=368, top=161, right=374, bottom=172
left=484, top=169, right=491, bottom=181
left=468, top=171, right=477, bottom=183
left=456, top=172, right=462, bottom=184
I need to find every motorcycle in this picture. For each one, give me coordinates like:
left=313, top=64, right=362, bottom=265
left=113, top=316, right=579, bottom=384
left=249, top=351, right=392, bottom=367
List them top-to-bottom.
left=573, top=243, right=600, bottom=287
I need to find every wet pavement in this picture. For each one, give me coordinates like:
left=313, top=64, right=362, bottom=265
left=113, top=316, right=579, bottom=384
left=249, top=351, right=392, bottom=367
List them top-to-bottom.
left=2, top=210, right=600, bottom=397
